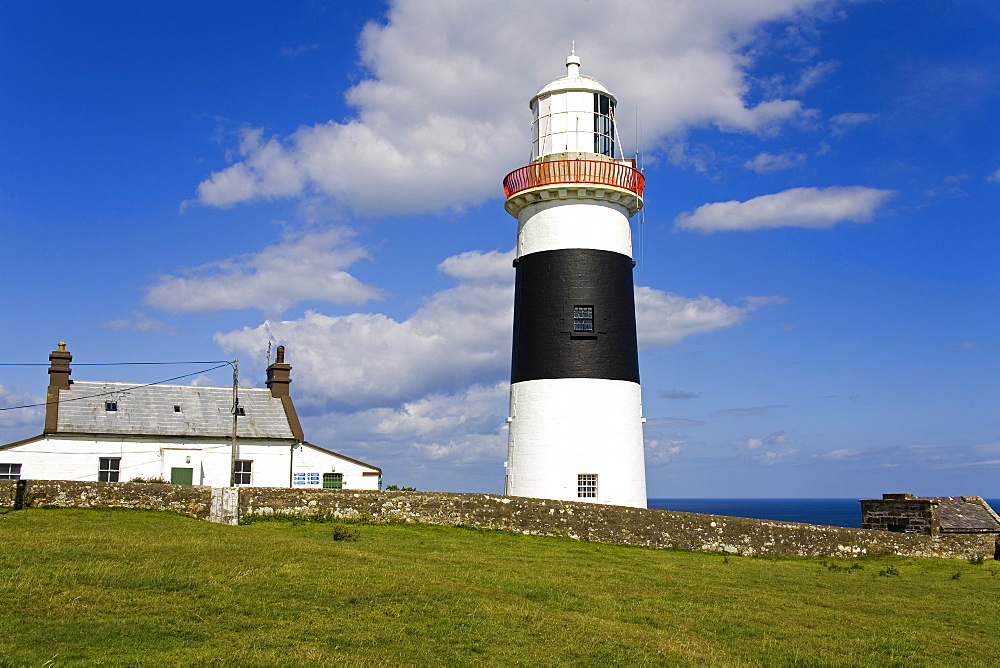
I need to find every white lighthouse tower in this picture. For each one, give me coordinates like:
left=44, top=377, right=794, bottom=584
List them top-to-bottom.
left=503, top=51, right=647, bottom=508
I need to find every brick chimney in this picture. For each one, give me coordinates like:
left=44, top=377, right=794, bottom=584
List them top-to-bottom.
left=44, top=342, right=72, bottom=433
left=265, top=345, right=303, bottom=441
left=266, top=345, right=292, bottom=397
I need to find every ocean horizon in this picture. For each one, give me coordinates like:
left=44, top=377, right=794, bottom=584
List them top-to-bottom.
left=647, top=498, right=1000, bottom=529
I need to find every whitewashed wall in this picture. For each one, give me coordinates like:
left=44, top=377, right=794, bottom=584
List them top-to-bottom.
left=517, top=199, right=633, bottom=257
left=506, top=378, right=647, bottom=508
left=0, top=435, right=379, bottom=490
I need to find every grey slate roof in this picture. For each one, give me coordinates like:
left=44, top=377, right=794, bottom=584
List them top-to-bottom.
left=56, top=381, right=294, bottom=439
left=930, top=497, right=1000, bottom=532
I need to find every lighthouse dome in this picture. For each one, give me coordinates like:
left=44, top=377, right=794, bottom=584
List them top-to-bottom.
left=532, top=53, right=616, bottom=104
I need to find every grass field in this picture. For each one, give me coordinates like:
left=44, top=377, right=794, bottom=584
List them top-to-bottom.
left=1, top=508, right=999, bottom=665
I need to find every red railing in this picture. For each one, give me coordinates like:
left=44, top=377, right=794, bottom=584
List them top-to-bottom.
left=503, top=159, right=645, bottom=199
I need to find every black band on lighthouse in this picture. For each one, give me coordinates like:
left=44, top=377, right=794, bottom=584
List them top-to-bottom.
left=511, top=248, right=640, bottom=384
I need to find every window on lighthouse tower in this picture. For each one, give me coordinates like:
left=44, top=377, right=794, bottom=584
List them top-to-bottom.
left=594, top=94, right=615, bottom=156
left=573, top=306, right=594, bottom=332
left=578, top=474, right=598, bottom=498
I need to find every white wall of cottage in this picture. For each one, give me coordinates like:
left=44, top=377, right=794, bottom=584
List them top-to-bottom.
left=0, top=434, right=379, bottom=490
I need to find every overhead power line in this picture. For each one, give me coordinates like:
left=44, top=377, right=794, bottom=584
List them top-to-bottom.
left=0, top=360, right=231, bottom=366
left=0, top=362, right=234, bottom=412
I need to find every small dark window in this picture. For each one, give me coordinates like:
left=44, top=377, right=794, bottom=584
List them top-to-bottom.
left=593, top=93, right=615, bottom=156
left=573, top=306, right=594, bottom=332
left=104, top=401, right=117, bottom=411
left=173, top=405, right=181, bottom=413
left=235, top=406, right=245, bottom=416
left=99, top=458, right=120, bottom=482
left=234, top=460, right=252, bottom=485
left=0, top=463, right=21, bottom=480
left=323, top=472, right=343, bottom=490
left=578, top=473, right=598, bottom=498
left=887, top=524, right=906, bottom=533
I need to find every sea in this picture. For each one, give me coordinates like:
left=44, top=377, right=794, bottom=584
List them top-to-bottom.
left=647, top=498, right=1000, bottom=529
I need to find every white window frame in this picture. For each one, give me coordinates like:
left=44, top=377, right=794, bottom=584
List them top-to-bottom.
left=99, top=458, right=120, bottom=482
left=234, top=460, right=253, bottom=486
left=0, top=463, right=21, bottom=480
left=578, top=473, right=598, bottom=498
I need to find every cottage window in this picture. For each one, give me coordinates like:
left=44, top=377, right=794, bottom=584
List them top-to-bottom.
left=573, top=306, right=594, bottom=332
left=104, top=401, right=117, bottom=411
left=173, top=405, right=181, bottom=413
left=235, top=406, right=246, bottom=416
left=98, top=458, right=120, bottom=482
left=234, top=460, right=252, bottom=486
left=0, top=463, right=21, bottom=480
left=323, top=473, right=343, bottom=490
left=578, top=473, right=598, bottom=498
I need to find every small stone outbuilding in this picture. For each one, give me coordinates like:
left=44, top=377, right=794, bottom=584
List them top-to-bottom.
left=861, top=493, right=1000, bottom=537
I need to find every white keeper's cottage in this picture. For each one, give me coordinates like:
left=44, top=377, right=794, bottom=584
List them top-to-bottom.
left=0, top=343, right=381, bottom=489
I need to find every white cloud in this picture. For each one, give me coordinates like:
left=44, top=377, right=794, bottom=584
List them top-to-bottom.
left=188, top=0, right=831, bottom=217
left=281, top=43, right=320, bottom=58
left=791, top=60, right=839, bottom=94
left=829, top=112, right=877, bottom=134
left=744, top=151, right=806, bottom=173
left=985, top=167, right=1000, bottom=183
left=674, top=186, right=894, bottom=233
left=144, top=227, right=381, bottom=318
left=214, top=249, right=516, bottom=411
left=635, top=290, right=788, bottom=348
left=98, top=311, right=170, bottom=332
left=187, top=375, right=221, bottom=387
left=369, top=383, right=509, bottom=464
left=0, top=385, right=44, bottom=430
left=659, top=389, right=700, bottom=400
left=713, top=405, right=787, bottom=417
left=646, top=417, right=706, bottom=428
left=733, top=431, right=799, bottom=464
left=645, top=439, right=684, bottom=464
left=807, top=442, right=1000, bottom=471
left=813, top=448, right=862, bottom=461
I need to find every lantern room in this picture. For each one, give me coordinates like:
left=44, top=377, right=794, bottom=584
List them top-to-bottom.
left=530, top=51, right=617, bottom=161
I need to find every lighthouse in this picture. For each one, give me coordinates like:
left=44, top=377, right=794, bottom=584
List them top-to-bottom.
left=503, top=51, right=647, bottom=508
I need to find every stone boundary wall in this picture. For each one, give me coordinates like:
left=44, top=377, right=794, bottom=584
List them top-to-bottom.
left=0, top=479, right=213, bottom=520
left=3, top=481, right=996, bottom=560
left=241, top=489, right=998, bottom=560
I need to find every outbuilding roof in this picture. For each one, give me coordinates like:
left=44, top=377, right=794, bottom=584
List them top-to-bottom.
left=55, top=381, right=295, bottom=440
left=931, top=496, right=1000, bottom=533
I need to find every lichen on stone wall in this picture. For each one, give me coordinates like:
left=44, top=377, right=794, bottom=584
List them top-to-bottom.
left=1, top=480, right=212, bottom=519
left=2, top=481, right=996, bottom=560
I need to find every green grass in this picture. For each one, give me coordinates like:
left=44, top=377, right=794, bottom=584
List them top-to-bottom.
left=1, top=508, right=999, bottom=665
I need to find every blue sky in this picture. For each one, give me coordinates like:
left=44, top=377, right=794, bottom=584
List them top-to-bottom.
left=1, top=0, right=997, bottom=498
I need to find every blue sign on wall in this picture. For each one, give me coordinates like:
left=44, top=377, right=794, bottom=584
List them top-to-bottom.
left=292, top=472, right=321, bottom=486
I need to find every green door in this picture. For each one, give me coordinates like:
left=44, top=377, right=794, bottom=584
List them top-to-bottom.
left=170, top=467, right=194, bottom=485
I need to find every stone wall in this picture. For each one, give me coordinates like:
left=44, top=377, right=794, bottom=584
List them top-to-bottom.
left=0, top=479, right=213, bottom=519
left=3, top=480, right=996, bottom=560
left=241, top=488, right=998, bottom=560
left=862, top=497, right=938, bottom=535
